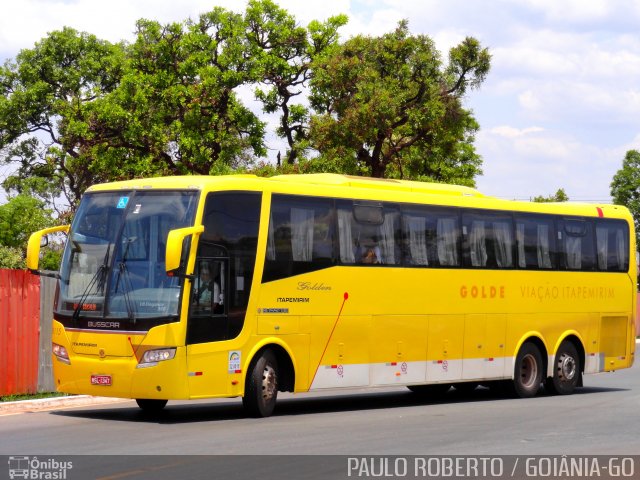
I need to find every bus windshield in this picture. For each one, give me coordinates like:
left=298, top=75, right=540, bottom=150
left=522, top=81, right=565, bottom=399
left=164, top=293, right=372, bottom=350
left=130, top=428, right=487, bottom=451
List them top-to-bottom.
left=56, top=190, right=199, bottom=326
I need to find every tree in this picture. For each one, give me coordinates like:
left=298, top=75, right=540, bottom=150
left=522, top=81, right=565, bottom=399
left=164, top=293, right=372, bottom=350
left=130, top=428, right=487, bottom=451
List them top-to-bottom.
left=246, top=0, right=347, bottom=165
left=85, top=10, right=266, bottom=178
left=0, top=11, right=268, bottom=214
left=308, top=21, right=490, bottom=183
left=0, top=27, right=126, bottom=213
left=611, top=149, right=640, bottom=245
left=532, top=188, right=569, bottom=203
left=0, top=194, right=59, bottom=269
left=0, top=194, right=55, bottom=249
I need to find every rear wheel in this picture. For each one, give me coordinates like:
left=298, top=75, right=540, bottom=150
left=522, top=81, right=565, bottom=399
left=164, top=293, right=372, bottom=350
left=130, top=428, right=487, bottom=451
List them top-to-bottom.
left=546, top=341, right=580, bottom=395
left=513, top=343, right=543, bottom=398
left=243, top=350, right=279, bottom=417
left=135, top=399, right=167, bottom=412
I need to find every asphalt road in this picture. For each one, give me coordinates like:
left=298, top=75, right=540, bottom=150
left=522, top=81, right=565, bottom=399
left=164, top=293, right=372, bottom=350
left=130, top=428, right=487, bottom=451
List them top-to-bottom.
left=1, top=349, right=639, bottom=479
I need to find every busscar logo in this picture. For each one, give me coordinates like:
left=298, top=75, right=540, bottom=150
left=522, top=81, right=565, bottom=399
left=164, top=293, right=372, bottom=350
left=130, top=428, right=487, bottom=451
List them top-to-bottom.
left=87, top=321, right=120, bottom=329
left=8, top=456, right=73, bottom=479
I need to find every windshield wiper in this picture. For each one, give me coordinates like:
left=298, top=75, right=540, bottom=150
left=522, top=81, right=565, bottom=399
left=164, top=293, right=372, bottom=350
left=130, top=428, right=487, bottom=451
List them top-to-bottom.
left=114, top=236, right=137, bottom=324
left=72, top=247, right=110, bottom=325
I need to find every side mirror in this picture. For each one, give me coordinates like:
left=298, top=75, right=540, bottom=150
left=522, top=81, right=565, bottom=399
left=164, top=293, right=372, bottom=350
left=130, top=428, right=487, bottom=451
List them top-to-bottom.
left=26, top=225, right=70, bottom=272
left=165, top=225, right=204, bottom=274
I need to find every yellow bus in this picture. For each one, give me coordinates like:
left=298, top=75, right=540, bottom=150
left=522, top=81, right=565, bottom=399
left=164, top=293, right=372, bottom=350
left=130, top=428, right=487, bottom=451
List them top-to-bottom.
left=27, top=174, right=636, bottom=417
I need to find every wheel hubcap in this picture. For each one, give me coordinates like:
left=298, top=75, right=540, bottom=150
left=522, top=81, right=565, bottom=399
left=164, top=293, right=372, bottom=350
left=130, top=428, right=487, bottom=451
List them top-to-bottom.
left=520, top=353, right=538, bottom=388
left=559, top=354, right=576, bottom=381
left=261, top=364, right=277, bottom=401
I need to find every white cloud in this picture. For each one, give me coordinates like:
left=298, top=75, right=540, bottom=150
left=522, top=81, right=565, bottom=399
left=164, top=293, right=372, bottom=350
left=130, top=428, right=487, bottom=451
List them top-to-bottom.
left=521, top=0, right=611, bottom=23
left=517, top=90, right=542, bottom=112
left=475, top=126, right=627, bottom=202
left=489, top=126, right=545, bottom=138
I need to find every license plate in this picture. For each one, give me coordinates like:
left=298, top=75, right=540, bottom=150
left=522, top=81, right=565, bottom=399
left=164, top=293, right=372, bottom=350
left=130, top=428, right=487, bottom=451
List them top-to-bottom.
left=90, top=374, right=112, bottom=386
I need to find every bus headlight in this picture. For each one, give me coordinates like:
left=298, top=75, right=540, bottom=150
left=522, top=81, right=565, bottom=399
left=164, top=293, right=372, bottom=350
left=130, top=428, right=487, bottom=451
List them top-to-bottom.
left=52, top=343, right=70, bottom=364
left=138, top=348, right=176, bottom=368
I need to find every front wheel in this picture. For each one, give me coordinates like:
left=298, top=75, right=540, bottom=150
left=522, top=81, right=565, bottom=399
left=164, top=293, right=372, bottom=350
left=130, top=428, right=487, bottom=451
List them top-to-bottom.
left=546, top=341, right=580, bottom=395
left=513, top=343, right=543, bottom=398
left=243, top=350, right=279, bottom=417
left=135, top=399, right=167, bottom=412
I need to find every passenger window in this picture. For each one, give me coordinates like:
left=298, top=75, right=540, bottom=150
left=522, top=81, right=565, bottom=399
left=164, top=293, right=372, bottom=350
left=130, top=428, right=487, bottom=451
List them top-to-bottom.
left=263, top=195, right=335, bottom=282
left=337, top=201, right=401, bottom=266
left=401, top=207, right=460, bottom=267
left=462, top=212, right=514, bottom=268
left=515, top=216, right=556, bottom=269
left=560, top=219, right=595, bottom=271
left=596, top=220, right=629, bottom=272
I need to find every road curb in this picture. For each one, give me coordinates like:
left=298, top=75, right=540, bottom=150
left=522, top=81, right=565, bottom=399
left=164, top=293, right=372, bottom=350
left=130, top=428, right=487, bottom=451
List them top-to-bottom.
left=0, top=395, right=129, bottom=414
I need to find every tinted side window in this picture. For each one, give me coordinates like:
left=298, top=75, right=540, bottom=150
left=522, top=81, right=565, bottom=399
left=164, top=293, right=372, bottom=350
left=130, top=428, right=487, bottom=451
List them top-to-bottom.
left=263, top=194, right=335, bottom=282
left=337, top=201, right=401, bottom=266
left=401, top=206, right=461, bottom=267
left=462, top=211, right=514, bottom=268
left=515, top=215, right=556, bottom=269
left=559, top=218, right=595, bottom=271
left=596, top=219, right=629, bottom=272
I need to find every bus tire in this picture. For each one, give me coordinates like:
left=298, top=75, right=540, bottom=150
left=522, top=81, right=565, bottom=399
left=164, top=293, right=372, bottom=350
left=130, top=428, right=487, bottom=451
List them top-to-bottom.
left=546, top=341, right=580, bottom=395
left=513, top=343, right=543, bottom=398
left=243, top=349, right=278, bottom=418
left=407, top=384, right=451, bottom=397
left=135, top=399, right=167, bottom=412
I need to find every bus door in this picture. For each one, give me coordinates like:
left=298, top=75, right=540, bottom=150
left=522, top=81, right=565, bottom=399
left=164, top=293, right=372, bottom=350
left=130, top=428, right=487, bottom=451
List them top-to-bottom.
left=186, top=245, right=232, bottom=397
left=187, top=245, right=229, bottom=343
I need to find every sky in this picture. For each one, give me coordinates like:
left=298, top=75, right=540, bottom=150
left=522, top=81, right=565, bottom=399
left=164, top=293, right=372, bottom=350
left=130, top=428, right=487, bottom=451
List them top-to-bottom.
left=2, top=0, right=640, bottom=203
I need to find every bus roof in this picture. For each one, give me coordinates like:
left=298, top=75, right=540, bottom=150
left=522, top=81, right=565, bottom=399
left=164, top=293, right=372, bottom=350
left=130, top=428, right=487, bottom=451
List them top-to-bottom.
left=85, top=173, right=630, bottom=220
left=86, top=173, right=482, bottom=196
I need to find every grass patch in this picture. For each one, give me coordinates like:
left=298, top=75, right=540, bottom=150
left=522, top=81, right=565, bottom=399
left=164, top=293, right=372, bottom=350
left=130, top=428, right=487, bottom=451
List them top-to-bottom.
left=0, top=392, right=69, bottom=402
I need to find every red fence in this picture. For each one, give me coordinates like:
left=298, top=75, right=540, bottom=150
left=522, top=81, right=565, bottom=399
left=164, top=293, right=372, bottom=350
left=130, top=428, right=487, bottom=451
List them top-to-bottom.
left=0, top=270, right=40, bottom=396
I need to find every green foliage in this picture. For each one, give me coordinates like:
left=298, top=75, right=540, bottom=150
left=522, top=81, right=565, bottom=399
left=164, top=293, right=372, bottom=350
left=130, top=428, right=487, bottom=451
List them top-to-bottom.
left=88, top=11, right=267, bottom=176
left=309, top=21, right=490, bottom=182
left=611, top=150, right=640, bottom=246
left=532, top=188, right=569, bottom=203
left=0, top=194, right=54, bottom=249
left=0, top=194, right=57, bottom=270
left=0, top=245, right=25, bottom=269
left=40, top=248, right=63, bottom=271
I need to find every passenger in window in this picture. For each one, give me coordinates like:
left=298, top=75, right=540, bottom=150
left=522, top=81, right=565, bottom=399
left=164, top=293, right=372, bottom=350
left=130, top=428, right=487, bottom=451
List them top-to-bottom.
left=361, top=245, right=382, bottom=264
left=193, top=263, right=223, bottom=313
left=194, top=264, right=213, bottom=307
left=212, top=270, right=224, bottom=314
